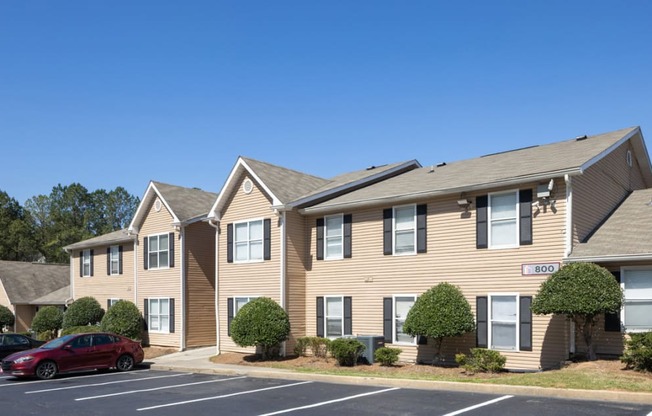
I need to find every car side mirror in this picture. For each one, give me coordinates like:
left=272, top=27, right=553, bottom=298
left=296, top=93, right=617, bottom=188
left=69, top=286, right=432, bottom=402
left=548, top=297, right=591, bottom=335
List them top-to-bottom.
left=63, top=344, right=72, bottom=350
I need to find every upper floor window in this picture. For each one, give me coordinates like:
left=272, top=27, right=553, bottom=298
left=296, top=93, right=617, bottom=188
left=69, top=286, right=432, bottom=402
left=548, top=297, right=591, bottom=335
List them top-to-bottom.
left=476, top=190, right=532, bottom=249
left=383, top=205, right=427, bottom=256
left=325, top=215, right=343, bottom=259
left=235, top=220, right=263, bottom=262
left=145, top=233, right=175, bottom=269
left=108, top=245, right=122, bottom=275
left=81, top=249, right=93, bottom=277
left=622, top=268, right=652, bottom=332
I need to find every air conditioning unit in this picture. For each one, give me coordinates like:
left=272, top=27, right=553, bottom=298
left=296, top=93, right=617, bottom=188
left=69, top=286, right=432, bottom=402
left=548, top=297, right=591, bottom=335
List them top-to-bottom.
left=356, top=335, right=385, bottom=364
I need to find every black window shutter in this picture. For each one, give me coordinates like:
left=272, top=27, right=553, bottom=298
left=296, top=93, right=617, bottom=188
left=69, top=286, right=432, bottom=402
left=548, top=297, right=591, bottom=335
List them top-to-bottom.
left=519, top=189, right=533, bottom=246
left=476, top=196, right=488, bottom=249
left=416, top=204, right=427, bottom=253
left=383, top=209, right=393, bottom=255
left=343, top=214, right=352, bottom=259
left=264, top=218, right=271, bottom=260
left=316, top=218, right=324, bottom=260
left=227, top=224, right=234, bottom=263
left=169, top=232, right=175, bottom=268
left=143, top=238, right=149, bottom=270
left=118, top=245, right=123, bottom=275
left=107, top=247, right=111, bottom=275
left=90, top=249, right=94, bottom=276
left=79, top=252, right=83, bottom=277
left=605, top=271, right=622, bottom=332
left=343, top=296, right=352, bottom=335
left=476, top=296, right=488, bottom=348
left=519, top=296, right=533, bottom=351
left=316, top=297, right=324, bottom=337
left=383, top=297, right=393, bottom=343
left=169, top=298, right=175, bottom=333
left=227, top=298, right=234, bottom=336
left=107, top=299, right=111, bottom=310
left=143, top=299, right=149, bottom=331
left=417, top=335, right=428, bottom=345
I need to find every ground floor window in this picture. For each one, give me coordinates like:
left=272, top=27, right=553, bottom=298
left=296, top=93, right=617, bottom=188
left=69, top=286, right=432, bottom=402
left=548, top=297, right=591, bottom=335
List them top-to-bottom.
left=623, top=268, right=652, bottom=331
left=489, top=294, right=518, bottom=351
left=393, top=295, right=416, bottom=345
left=234, top=296, right=258, bottom=315
left=325, top=296, right=343, bottom=338
left=147, top=298, right=170, bottom=333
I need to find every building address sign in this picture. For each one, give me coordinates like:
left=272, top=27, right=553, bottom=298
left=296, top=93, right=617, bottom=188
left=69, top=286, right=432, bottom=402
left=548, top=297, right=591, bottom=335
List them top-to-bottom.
left=522, top=262, right=560, bottom=276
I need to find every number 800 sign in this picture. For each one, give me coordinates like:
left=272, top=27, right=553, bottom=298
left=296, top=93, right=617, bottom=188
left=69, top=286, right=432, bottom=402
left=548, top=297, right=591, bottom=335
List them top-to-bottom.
left=522, top=263, right=560, bottom=275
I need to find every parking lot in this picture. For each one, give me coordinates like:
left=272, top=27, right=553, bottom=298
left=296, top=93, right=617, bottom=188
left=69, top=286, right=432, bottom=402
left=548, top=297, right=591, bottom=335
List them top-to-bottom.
left=1, top=369, right=651, bottom=416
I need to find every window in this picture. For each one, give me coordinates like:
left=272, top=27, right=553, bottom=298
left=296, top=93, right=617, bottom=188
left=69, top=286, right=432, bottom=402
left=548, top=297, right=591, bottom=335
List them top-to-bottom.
left=488, top=191, right=518, bottom=248
left=394, top=205, right=416, bottom=255
left=325, top=215, right=343, bottom=259
left=234, top=220, right=263, bottom=262
left=147, top=234, right=169, bottom=269
left=109, top=245, right=120, bottom=275
left=82, top=250, right=92, bottom=277
left=622, top=269, right=652, bottom=331
left=394, top=295, right=416, bottom=344
left=489, top=295, right=518, bottom=350
left=234, top=296, right=257, bottom=315
left=325, top=296, right=343, bottom=338
left=108, top=298, right=120, bottom=309
left=147, top=298, right=170, bottom=333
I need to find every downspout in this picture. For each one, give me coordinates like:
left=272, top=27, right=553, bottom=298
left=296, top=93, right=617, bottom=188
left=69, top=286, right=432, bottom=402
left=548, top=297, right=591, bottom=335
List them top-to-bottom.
left=565, top=174, right=576, bottom=355
left=279, top=211, right=287, bottom=356
left=208, top=218, right=220, bottom=355
left=179, top=226, right=186, bottom=351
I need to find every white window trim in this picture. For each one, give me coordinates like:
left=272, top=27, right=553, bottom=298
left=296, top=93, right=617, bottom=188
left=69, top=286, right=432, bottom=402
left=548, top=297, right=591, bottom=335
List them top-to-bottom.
left=488, top=189, right=520, bottom=250
left=393, top=204, right=417, bottom=256
left=324, top=214, right=344, bottom=260
left=233, top=218, right=265, bottom=263
left=147, top=233, right=171, bottom=270
left=109, top=245, right=120, bottom=275
left=82, top=249, right=92, bottom=277
left=620, top=266, right=652, bottom=333
left=488, top=293, right=520, bottom=352
left=393, top=294, right=417, bottom=346
left=324, top=295, right=344, bottom=339
left=233, top=296, right=259, bottom=316
left=147, top=297, right=171, bottom=334
left=108, top=298, right=121, bottom=308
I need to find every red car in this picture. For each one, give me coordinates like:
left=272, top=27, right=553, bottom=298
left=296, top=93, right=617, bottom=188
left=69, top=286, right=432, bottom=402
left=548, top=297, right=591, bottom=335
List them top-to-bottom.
left=1, top=332, right=144, bottom=380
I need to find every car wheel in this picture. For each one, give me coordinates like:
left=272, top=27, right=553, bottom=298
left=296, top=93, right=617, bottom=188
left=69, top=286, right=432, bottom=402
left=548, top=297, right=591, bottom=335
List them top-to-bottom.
left=116, top=354, right=134, bottom=372
left=35, top=361, right=57, bottom=380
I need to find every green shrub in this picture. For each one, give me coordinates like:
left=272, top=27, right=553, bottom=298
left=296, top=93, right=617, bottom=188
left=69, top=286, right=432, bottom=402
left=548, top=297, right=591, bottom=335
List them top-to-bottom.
left=63, top=297, right=105, bottom=329
left=231, top=297, right=291, bottom=360
left=100, top=300, right=142, bottom=340
left=0, top=304, right=15, bottom=332
left=31, top=306, right=64, bottom=340
left=61, top=325, right=101, bottom=336
left=621, top=332, right=652, bottom=372
left=294, top=336, right=331, bottom=358
left=294, top=337, right=310, bottom=356
left=330, top=337, right=365, bottom=366
left=375, top=347, right=401, bottom=366
left=455, top=348, right=506, bottom=373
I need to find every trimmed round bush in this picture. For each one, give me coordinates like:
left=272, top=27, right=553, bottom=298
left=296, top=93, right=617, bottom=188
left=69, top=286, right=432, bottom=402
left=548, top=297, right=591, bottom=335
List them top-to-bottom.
left=63, top=297, right=105, bottom=329
left=230, top=297, right=290, bottom=360
left=100, top=300, right=143, bottom=339
left=0, top=304, right=15, bottom=332
left=31, top=306, right=64, bottom=340
left=61, top=325, right=101, bottom=336
left=621, top=332, right=652, bottom=372
left=330, top=337, right=365, bottom=366
left=375, top=347, right=401, bottom=366
left=455, top=348, right=506, bottom=373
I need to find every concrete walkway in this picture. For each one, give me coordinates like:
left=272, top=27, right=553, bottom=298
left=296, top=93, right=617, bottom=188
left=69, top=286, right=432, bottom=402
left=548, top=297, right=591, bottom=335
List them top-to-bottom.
left=148, top=347, right=652, bottom=405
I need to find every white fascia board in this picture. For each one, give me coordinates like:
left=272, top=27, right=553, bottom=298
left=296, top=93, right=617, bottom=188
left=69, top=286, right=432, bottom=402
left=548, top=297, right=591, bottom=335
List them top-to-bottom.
left=579, top=127, right=640, bottom=174
left=128, top=181, right=156, bottom=232
left=128, top=182, right=180, bottom=232
left=564, top=253, right=652, bottom=263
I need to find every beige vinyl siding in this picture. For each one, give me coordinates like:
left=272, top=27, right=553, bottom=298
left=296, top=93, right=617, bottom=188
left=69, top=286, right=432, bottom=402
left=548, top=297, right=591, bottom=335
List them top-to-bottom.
left=572, top=140, right=647, bottom=245
left=218, top=174, right=281, bottom=354
left=306, top=183, right=569, bottom=370
left=138, top=197, right=182, bottom=348
left=284, top=210, right=308, bottom=353
left=185, top=221, right=216, bottom=348
left=72, top=244, right=135, bottom=310
left=0, top=285, right=15, bottom=331
left=15, top=304, right=36, bottom=333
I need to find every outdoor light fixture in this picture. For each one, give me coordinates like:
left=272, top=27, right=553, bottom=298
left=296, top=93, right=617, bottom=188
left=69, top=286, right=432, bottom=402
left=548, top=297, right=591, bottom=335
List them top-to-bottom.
left=457, top=199, right=472, bottom=211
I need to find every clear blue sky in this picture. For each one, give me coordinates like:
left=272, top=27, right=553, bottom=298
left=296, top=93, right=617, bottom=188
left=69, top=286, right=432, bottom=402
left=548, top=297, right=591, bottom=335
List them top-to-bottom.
left=2, top=1, right=651, bottom=204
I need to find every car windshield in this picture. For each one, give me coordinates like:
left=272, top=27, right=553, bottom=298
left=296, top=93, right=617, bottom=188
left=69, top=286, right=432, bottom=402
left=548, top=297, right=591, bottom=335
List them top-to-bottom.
left=40, top=335, right=76, bottom=349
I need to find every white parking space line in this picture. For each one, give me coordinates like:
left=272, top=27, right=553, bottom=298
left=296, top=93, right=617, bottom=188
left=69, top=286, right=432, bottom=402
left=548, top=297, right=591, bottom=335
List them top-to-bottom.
left=0, top=369, right=150, bottom=387
left=25, top=373, right=188, bottom=394
left=75, top=376, right=247, bottom=401
left=137, top=381, right=313, bottom=411
left=258, top=387, right=400, bottom=416
left=442, top=395, right=514, bottom=416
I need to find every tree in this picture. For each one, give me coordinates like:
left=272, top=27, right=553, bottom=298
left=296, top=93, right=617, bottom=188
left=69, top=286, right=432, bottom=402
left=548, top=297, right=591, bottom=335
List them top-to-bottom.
left=0, top=191, right=39, bottom=261
left=531, top=262, right=622, bottom=361
left=403, top=282, right=475, bottom=364
left=63, top=297, right=105, bottom=329
left=230, top=297, right=290, bottom=360
left=100, top=300, right=143, bottom=339
left=0, top=304, right=15, bottom=332
left=31, top=306, right=64, bottom=340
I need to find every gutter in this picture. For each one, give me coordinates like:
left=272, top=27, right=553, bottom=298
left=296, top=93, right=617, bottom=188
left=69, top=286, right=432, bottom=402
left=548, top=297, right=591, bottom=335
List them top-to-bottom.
left=279, top=211, right=287, bottom=356
left=207, top=218, right=221, bottom=355
left=179, top=226, right=186, bottom=351
left=565, top=254, right=652, bottom=263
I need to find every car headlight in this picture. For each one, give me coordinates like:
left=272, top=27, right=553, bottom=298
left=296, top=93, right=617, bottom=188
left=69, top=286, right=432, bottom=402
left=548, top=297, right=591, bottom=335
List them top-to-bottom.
left=13, top=356, right=35, bottom=364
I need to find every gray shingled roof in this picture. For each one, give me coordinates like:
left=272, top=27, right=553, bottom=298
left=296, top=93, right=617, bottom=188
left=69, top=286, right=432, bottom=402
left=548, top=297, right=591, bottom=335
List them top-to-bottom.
left=303, top=127, right=647, bottom=213
left=153, top=181, right=218, bottom=222
left=569, top=189, right=652, bottom=260
left=64, top=229, right=134, bottom=251
left=0, top=261, right=70, bottom=305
